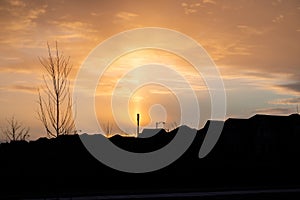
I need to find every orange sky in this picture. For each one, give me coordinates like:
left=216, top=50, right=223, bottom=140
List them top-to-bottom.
left=0, top=0, right=300, bottom=139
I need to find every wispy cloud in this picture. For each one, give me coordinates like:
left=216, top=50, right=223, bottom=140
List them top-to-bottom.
left=8, top=0, right=26, bottom=7
left=181, top=0, right=216, bottom=15
left=202, top=0, right=216, bottom=4
left=0, top=1, right=48, bottom=49
left=181, top=2, right=201, bottom=15
left=2, top=4, right=47, bottom=32
left=115, top=11, right=138, bottom=21
left=272, top=14, right=284, bottom=23
left=47, top=20, right=98, bottom=42
left=237, top=25, right=269, bottom=36
left=277, top=82, right=300, bottom=93
left=0, top=84, right=37, bottom=94
left=10, top=85, right=37, bottom=93
left=270, top=97, right=300, bottom=105
left=255, top=107, right=295, bottom=115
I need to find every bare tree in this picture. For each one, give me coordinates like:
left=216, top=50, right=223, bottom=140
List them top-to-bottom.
left=38, top=42, right=76, bottom=138
left=1, top=116, right=30, bottom=142
left=101, top=121, right=114, bottom=137
left=168, top=121, right=178, bottom=132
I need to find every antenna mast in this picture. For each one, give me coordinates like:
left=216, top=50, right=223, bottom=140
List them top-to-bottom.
left=137, top=113, right=140, bottom=137
left=156, top=121, right=166, bottom=129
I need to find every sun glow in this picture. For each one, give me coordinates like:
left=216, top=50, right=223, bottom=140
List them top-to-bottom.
left=95, top=49, right=210, bottom=135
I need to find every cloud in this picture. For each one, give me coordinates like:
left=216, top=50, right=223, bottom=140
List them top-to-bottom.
left=8, top=0, right=26, bottom=7
left=181, top=0, right=216, bottom=15
left=202, top=0, right=216, bottom=4
left=0, top=1, right=48, bottom=49
left=181, top=2, right=201, bottom=15
left=2, top=3, right=47, bottom=32
left=112, top=11, right=140, bottom=28
left=115, top=11, right=138, bottom=21
left=90, top=12, right=103, bottom=17
left=272, top=14, right=284, bottom=23
left=47, top=20, right=98, bottom=42
left=52, top=21, right=87, bottom=29
left=237, top=25, right=267, bottom=36
left=0, top=66, right=33, bottom=74
left=220, top=68, right=295, bottom=93
left=277, top=82, right=300, bottom=93
left=0, top=84, right=37, bottom=94
left=11, top=85, right=37, bottom=93
left=270, top=97, right=300, bottom=105
left=255, top=107, right=295, bottom=115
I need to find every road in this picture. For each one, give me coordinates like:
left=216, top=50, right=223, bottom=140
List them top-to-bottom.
left=26, top=188, right=300, bottom=200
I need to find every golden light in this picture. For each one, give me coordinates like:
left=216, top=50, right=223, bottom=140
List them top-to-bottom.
left=94, top=48, right=202, bottom=135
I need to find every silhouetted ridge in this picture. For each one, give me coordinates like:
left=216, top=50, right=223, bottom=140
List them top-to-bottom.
left=1, top=114, right=300, bottom=198
left=108, top=125, right=197, bottom=153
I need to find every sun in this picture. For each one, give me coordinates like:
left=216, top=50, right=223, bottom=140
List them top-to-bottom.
left=94, top=48, right=199, bottom=135
left=128, top=92, right=151, bottom=127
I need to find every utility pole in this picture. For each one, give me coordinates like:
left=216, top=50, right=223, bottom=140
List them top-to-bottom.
left=297, top=104, right=299, bottom=114
left=137, top=113, right=140, bottom=137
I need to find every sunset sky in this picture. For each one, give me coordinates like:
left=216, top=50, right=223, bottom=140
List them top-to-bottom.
left=0, top=0, right=300, bottom=139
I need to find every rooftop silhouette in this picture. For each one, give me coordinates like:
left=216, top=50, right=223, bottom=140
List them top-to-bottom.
left=1, top=113, right=300, bottom=198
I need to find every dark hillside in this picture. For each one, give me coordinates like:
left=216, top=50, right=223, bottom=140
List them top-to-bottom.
left=1, top=114, right=300, bottom=198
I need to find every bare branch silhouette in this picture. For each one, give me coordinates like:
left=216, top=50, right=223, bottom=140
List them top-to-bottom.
left=37, top=42, right=76, bottom=138
left=1, top=116, right=30, bottom=142
left=101, top=121, right=114, bottom=137
left=168, top=121, right=178, bottom=132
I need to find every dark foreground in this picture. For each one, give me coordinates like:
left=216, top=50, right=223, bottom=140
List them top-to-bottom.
left=1, top=114, right=300, bottom=199
left=22, top=188, right=300, bottom=200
